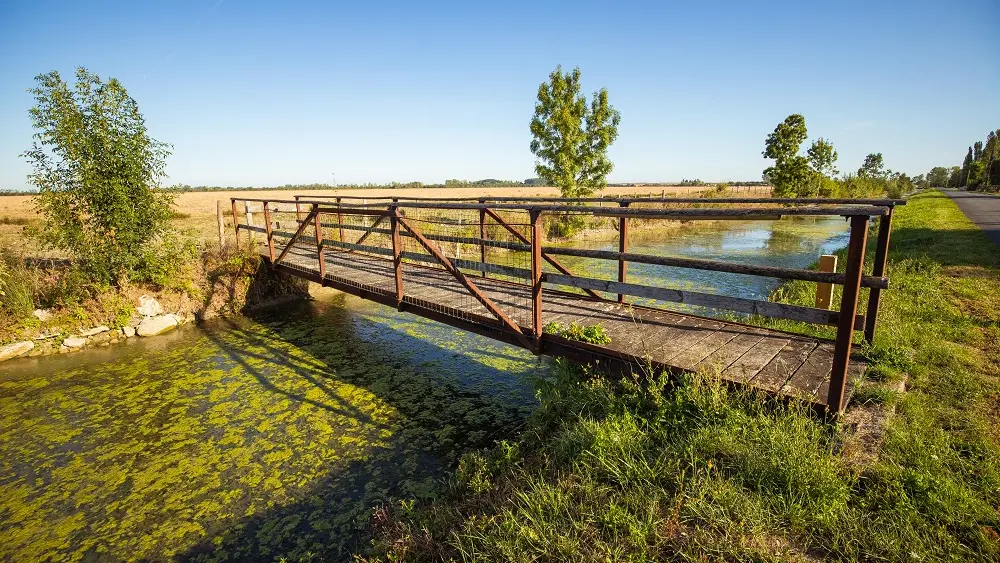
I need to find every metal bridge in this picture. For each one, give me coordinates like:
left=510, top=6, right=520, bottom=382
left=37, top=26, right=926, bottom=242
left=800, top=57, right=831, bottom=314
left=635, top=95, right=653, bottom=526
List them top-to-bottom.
left=230, top=194, right=902, bottom=416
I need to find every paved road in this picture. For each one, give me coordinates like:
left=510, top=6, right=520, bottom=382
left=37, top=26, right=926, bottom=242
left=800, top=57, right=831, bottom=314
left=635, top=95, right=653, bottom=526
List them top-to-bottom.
left=943, top=189, right=1000, bottom=248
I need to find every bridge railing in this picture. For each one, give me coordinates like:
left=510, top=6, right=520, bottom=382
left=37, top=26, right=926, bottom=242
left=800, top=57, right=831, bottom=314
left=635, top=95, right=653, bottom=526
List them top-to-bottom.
left=230, top=195, right=901, bottom=415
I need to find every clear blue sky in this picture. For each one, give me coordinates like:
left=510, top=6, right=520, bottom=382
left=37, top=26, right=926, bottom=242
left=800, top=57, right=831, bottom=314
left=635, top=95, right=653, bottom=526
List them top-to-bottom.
left=1, top=1, right=997, bottom=190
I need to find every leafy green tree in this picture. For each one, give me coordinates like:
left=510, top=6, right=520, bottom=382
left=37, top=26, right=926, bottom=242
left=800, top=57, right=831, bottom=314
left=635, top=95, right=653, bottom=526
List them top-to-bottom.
left=529, top=66, right=621, bottom=198
left=22, top=67, right=174, bottom=284
left=762, top=114, right=813, bottom=197
left=806, top=138, right=838, bottom=177
left=961, top=147, right=974, bottom=186
left=858, top=153, right=887, bottom=179
left=926, top=166, right=950, bottom=187
left=948, top=166, right=963, bottom=188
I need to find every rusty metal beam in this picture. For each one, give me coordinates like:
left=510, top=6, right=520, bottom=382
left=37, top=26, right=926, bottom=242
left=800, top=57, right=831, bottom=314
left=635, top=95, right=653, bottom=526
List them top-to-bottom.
left=273, top=207, right=317, bottom=266
left=483, top=207, right=603, bottom=300
left=397, top=215, right=535, bottom=351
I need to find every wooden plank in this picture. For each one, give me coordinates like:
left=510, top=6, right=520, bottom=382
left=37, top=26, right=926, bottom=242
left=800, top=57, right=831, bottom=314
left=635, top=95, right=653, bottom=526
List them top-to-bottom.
left=815, top=255, right=837, bottom=309
left=545, top=273, right=865, bottom=329
left=655, top=317, right=728, bottom=362
left=671, top=326, right=746, bottom=371
left=695, top=329, right=768, bottom=373
left=722, top=336, right=791, bottom=383
left=752, top=339, right=817, bottom=392
left=781, top=343, right=835, bottom=400
left=815, top=356, right=867, bottom=407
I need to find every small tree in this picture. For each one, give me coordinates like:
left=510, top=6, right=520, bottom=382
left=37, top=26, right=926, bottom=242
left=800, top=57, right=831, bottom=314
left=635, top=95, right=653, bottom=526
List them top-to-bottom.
left=529, top=66, right=621, bottom=198
left=22, top=68, right=174, bottom=285
left=762, top=114, right=813, bottom=197
left=807, top=138, right=838, bottom=177
left=858, top=153, right=887, bottom=179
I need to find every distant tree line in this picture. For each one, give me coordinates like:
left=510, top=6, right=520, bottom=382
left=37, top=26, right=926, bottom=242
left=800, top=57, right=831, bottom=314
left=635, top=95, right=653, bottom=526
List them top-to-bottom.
left=761, top=114, right=914, bottom=198
left=916, top=129, right=999, bottom=191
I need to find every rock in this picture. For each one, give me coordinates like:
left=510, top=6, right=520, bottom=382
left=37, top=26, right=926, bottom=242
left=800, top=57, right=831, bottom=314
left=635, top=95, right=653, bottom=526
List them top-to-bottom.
left=137, top=295, right=164, bottom=317
left=33, top=309, right=53, bottom=322
left=184, top=312, right=196, bottom=324
left=127, top=315, right=143, bottom=328
left=136, top=315, right=178, bottom=337
left=79, top=326, right=110, bottom=337
left=123, top=326, right=136, bottom=338
left=34, top=331, right=61, bottom=341
left=90, top=332, right=111, bottom=345
left=62, top=336, right=88, bottom=349
left=0, top=341, right=34, bottom=362
left=58, top=346, right=70, bottom=354
left=28, top=350, right=42, bottom=358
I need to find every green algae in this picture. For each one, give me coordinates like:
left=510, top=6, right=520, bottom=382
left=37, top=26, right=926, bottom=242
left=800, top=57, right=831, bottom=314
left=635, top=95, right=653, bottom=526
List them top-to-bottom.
left=0, top=295, right=541, bottom=562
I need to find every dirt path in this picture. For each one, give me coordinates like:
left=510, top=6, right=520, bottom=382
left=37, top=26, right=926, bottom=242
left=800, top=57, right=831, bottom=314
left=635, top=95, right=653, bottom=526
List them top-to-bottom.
left=943, top=189, right=1000, bottom=247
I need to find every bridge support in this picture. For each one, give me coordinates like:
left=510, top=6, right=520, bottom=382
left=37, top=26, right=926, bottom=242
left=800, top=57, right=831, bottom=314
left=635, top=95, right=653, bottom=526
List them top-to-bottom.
left=531, top=209, right=543, bottom=350
left=828, top=215, right=869, bottom=417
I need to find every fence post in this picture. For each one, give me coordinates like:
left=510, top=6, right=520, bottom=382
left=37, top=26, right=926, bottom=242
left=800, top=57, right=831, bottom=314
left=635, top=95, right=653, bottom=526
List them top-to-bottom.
left=295, top=195, right=303, bottom=223
left=231, top=199, right=240, bottom=249
left=479, top=199, right=487, bottom=278
left=217, top=200, right=226, bottom=251
left=263, top=201, right=275, bottom=262
left=618, top=201, right=630, bottom=303
left=244, top=202, right=255, bottom=245
left=313, top=203, right=325, bottom=279
left=391, top=205, right=404, bottom=308
left=864, top=207, right=893, bottom=343
left=530, top=209, right=543, bottom=350
left=828, top=215, right=869, bottom=417
left=814, top=254, right=838, bottom=309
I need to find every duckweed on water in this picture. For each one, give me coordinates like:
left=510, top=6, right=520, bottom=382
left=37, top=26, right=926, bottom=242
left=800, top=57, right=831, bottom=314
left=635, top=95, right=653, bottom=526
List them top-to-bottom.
left=0, top=295, right=541, bottom=561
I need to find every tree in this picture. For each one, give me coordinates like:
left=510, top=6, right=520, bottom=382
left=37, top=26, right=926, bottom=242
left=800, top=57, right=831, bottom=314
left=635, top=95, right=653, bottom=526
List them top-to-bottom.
left=529, top=66, right=621, bottom=198
left=22, top=67, right=174, bottom=284
left=762, top=114, right=813, bottom=197
left=806, top=138, right=838, bottom=177
left=961, top=147, right=974, bottom=186
left=858, top=153, right=887, bottom=179
left=926, top=166, right=950, bottom=187
left=948, top=166, right=963, bottom=188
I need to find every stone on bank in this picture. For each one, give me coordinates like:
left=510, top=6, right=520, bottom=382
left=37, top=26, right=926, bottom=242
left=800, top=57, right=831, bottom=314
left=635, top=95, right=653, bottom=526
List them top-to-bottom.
left=136, top=315, right=179, bottom=337
left=0, top=341, right=34, bottom=362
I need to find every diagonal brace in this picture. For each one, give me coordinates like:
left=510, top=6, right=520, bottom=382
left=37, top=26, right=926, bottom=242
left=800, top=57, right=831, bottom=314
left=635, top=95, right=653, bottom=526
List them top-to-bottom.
left=273, top=207, right=318, bottom=266
left=483, top=208, right=603, bottom=300
left=397, top=215, right=536, bottom=351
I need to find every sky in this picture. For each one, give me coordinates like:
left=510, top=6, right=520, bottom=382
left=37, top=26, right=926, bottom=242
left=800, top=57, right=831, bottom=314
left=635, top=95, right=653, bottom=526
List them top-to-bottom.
left=0, top=1, right=997, bottom=190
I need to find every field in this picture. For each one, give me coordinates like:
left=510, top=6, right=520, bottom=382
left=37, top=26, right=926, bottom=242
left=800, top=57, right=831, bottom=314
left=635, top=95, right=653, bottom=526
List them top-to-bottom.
left=0, top=185, right=741, bottom=253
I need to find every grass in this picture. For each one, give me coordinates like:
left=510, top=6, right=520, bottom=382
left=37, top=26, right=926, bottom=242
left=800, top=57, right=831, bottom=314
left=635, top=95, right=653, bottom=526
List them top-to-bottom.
left=367, top=190, right=1000, bottom=561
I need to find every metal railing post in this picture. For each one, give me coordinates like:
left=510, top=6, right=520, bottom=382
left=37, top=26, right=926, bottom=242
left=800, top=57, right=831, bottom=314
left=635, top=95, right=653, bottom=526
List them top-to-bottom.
left=295, top=195, right=304, bottom=224
left=336, top=197, right=344, bottom=243
left=479, top=199, right=487, bottom=278
left=263, top=201, right=275, bottom=262
left=618, top=201, right=630, bottom=303
left=313, top=203, right=325, bottom=279
left=391, top=205, right=404, bottom=308
left=864, top=207, right=894, bottom=343
left=531, top=209, right=543, bottom=350
left=828, top=215, right=870, bottom=416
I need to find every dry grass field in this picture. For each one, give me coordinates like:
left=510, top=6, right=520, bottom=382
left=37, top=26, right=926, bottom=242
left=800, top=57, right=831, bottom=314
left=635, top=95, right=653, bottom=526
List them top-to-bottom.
left=0, top=185, right=740, bottom=252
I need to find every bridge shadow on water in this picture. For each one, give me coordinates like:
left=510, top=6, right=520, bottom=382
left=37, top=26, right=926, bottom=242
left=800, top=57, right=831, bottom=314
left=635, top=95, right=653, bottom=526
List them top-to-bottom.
left=174, top=292, right=542, bottom=562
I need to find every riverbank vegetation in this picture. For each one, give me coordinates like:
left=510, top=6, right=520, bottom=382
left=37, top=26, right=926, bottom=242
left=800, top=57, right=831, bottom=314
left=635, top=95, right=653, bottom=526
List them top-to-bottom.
left=763, top=114, right=915, bottom=199
left=366, top=190, right=1000, bottom=561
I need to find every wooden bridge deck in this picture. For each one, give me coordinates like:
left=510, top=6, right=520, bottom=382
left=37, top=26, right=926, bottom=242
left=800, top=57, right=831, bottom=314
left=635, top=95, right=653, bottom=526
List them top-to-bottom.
left=265, top=241, right=863, bottom=409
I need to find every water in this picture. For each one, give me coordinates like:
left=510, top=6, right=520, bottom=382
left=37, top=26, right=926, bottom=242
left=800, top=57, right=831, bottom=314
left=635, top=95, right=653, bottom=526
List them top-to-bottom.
left=0, top=216, right=848, bottom=561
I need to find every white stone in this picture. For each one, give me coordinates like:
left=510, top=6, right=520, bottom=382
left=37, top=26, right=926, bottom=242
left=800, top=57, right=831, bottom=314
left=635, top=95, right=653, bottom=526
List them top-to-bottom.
left=136, top=295, right=163, bottom=317
left=33, top=309, right=53, bottom=322
left=136, top=315, right=178, bottom=337
left=79, top=326, right=110, bottom=337
left=123, top=326, right=136, bottom=338
left=62, top=336, right=88, bottom=349
left=0, top=341, right=34, bottom=362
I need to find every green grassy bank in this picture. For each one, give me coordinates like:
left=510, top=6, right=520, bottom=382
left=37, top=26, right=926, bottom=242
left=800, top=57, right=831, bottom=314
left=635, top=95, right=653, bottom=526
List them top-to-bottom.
left=367, top=191, right=1000, bottom=561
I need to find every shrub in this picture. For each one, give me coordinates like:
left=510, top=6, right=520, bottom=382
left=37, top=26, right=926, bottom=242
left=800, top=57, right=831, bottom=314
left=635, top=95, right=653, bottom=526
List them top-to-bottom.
left=22, top=67, right=174, bottom=285
left=544, top=321, right=612, bottom=345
